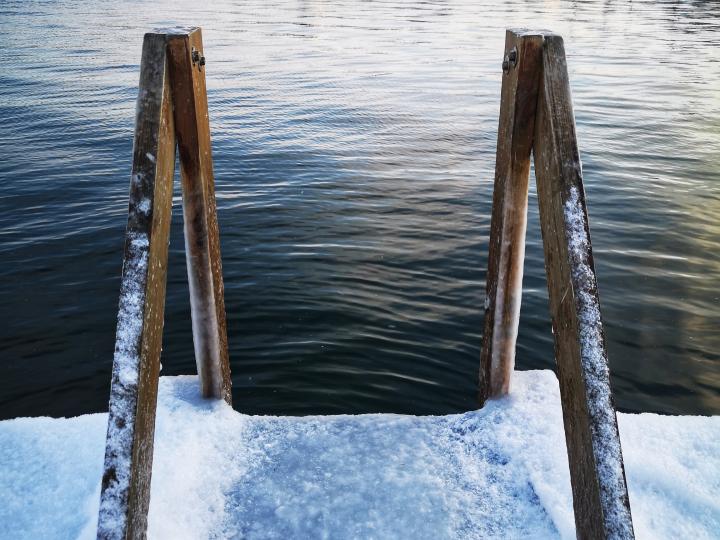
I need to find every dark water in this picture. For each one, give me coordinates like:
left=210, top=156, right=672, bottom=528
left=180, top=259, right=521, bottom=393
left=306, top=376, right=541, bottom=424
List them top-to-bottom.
left=1, top=1, right=718, bottom=419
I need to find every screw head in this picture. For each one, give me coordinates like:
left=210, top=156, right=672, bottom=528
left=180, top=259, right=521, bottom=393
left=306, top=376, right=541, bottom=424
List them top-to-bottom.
left=502, top=46, right=518, bottom=74
left=191, top=47, right=206, bottom=70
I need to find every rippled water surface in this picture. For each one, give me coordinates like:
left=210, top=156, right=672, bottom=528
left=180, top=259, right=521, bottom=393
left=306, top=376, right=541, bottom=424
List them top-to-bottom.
left=1, top=1, right=718, bottom=419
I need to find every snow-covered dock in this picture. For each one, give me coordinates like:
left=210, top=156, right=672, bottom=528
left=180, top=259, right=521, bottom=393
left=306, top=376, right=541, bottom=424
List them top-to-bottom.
left=1, top=370, right=717, bottom=540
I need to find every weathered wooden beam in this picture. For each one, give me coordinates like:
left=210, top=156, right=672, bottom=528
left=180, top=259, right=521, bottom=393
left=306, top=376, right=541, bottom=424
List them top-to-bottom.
left=167, top=29, right=232, bottom=404
left=479, top=30, right=544, bottom=403
left=97, top=32, right=176, bottom=540
left=533, top=34, right=635, bottom=539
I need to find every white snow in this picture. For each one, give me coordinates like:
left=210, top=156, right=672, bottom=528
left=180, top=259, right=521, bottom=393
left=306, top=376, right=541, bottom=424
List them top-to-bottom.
left=151, top=26, right=196, bottom=36
left=563, top=185, right=633, bottom=536
left=98, top=225, right=150, bottom=535
left=113, top=230, right=149, bottom=388
left=0, top=370, right=718, bottom=540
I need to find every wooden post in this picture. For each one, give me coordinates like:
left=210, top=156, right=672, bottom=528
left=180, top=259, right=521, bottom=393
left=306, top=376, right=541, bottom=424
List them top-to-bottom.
left=98, top=27, right=232, bottom=539
left=167, top=29, right=232, bottom=404
left=479, top=29, right=634, bottom=538
left=479, top=31, right=543, bottom=402
left=97, top=32, right=176, bottom=540
left=533, top=35, right=634, bottom=539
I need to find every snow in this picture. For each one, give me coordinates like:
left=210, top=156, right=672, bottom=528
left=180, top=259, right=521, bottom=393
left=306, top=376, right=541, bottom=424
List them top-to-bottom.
left=151, top=26, right=196, bottom=36
left=563, top=185, right=632, bottom=536
left=99, top=194, right=151, bottom=537
left=113, top=229, right=149, bottom=389
left=1, top=370, right=718, bottom=540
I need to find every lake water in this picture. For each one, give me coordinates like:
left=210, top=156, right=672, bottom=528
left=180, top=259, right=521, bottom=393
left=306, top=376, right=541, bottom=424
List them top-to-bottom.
left=1, top=0, right=718, bottom=419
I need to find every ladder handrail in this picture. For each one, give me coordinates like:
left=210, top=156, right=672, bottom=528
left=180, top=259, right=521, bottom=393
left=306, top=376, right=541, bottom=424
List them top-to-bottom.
left=97, top=28, right=231, bottom=540
left=480, top=30, right=635, bottom=539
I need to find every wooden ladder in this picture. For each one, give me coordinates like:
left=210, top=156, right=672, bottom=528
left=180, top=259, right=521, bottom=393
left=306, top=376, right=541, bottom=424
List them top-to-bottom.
left=97, top=27, right=635, bottom=540
left=97, top=28, right=231, bottom=540
left=479, top=30, right=635, bottom=539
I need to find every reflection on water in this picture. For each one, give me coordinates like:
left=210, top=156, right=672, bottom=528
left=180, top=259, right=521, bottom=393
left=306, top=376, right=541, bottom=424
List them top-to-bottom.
left=0, top=0, right=718, bottom=418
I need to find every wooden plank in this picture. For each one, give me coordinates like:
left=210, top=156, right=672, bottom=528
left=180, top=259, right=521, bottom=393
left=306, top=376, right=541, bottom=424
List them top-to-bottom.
left=167, top=28, right=232, bottom=404
left=479, top=30, right=543, bottom=403
left=97, top=32, right=176, bottom=540
left=532, top=34, right=635, bottom=539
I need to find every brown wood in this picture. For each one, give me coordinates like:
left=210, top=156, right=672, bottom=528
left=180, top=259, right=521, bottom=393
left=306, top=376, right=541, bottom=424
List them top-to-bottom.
left=98, top=27, right=233, bottom=540
left=167, top=28, right=232, bottom=404
left=479, top=31, right=543, bottom=403
left=97, top=32, right=176, bottom=540
left=533, top=34, right=635, bottom=539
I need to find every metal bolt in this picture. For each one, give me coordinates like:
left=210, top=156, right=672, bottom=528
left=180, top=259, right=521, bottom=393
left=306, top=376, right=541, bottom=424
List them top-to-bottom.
left=502, top=46, right=518, bottom=74
left=191, top=47, right=206, bottom=69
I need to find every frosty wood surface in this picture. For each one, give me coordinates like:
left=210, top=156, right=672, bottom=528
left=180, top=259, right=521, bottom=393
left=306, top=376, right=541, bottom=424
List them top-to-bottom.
left=98, top=27, right=233, bottom=540
left=167, top=29, right=232, bottom=404
left=479, top=30, right=543, bottom=403
left=98, top=32, right=176, bottom=540
left=532, top=34, right=634, bottom=539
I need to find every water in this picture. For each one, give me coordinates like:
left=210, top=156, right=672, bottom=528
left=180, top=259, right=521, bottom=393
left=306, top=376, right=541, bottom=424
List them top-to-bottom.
left=0, top=0, right=718, bottom=420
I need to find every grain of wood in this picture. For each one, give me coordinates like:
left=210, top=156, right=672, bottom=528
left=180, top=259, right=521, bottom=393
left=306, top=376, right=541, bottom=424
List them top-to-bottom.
left=167, top=28, right=232, bottom=404
left=479, top=30, right=543, bottom=403
left=97, top=32, right=176, bottom=540
left=533, top=34, right=635, bottom=540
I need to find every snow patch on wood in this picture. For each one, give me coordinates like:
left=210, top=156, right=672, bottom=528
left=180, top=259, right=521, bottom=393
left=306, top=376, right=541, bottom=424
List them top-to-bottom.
left=564, top=186, right=633, bottom=538
left=97, top=228, right=150, bottom=538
